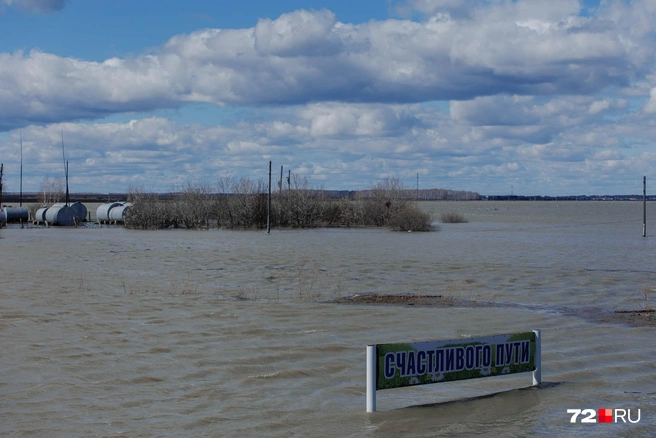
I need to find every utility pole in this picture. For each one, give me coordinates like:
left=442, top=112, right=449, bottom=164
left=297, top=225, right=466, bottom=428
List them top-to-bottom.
left=19, top=129, right=23, bottom=207
left=20, top=130, right=24, bottom=228
left=267, top=161, right=272, bottom=234
left=0, top=163, right=4, bottom=209
left=643, top=176, right=647, bottom=237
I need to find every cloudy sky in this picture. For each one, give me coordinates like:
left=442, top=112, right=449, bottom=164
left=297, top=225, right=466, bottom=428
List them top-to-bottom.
left=1, top=0, right=655, bottom=196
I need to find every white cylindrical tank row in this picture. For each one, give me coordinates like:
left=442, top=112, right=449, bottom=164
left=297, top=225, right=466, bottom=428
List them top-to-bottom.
left=33, top=202, right=88, bottom=226
left=96, top=202, right=131, bottom=224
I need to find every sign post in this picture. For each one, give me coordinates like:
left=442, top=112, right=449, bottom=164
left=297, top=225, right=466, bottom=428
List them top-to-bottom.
left=366, top=330, right=541, bottom=412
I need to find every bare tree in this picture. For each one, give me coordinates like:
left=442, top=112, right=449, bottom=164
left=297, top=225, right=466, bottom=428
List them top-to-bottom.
left=357, top=176, right=409, bottom=226
left=38, top=177, right=64, bottom=206
left=172, top=181, right=215, bottom=229
left=125, top=186, right=176, bottom=229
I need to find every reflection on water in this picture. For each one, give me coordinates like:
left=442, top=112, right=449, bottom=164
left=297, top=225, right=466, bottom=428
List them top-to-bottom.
left=1, top=201, right=655, bottom=436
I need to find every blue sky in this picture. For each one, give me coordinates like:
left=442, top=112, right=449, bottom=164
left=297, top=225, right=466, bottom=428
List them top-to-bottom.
left=1, top=0, right=655, bottom=196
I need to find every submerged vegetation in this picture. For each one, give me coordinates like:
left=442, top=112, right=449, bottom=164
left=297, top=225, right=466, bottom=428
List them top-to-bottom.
left=125, top=175, right=436, bottom=231
left=439, top=211, right=469, bottom=223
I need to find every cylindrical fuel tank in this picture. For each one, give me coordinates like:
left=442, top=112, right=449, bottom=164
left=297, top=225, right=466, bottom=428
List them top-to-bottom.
left=96, top=202, right=123, bottom=222
left=44, top=204, right=77, bottom=226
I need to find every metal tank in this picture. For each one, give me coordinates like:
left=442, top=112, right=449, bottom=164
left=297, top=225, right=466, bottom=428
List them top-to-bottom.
left=69, top=202, right=88, bottom=223
left=96, top=202, right=123, bottom=222
left=108, top=202, right=131, bottom=223
left=44, top=204, right=77, bottom=226
left=4, top=206, right=30, bottom=223
left=34, top=207, right=49, bottom=223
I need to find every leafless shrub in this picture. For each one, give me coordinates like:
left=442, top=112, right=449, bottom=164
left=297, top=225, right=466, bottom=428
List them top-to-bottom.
left=123, top=174, right=436, bottom=232
left=281, top=174, right=324, bottom=228
left=38, top=176, right=64, bottom=206
left=218, top=176, right=267, bottom=228
left=357, top=176, right=410, bottom=226
left=172, top=181, right=215, bottom=229
left=125, top=186, right=176, bottom=229
left=336, top=198, right=363, bottom=226
left=389, top=204, right=437, bottom=231
left=440, top=211, right=469, bottom=223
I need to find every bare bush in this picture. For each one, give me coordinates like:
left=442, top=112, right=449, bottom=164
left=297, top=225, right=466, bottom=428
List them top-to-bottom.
left=122, top=174, right=437, bottom=232
left=279, top=174, right=324, bottom=228
left=38, top=176, right=64, bottom=206
left=357, top=177, right=410, bottom=226
left=172, top=182, right=215, bottom=229
left=125, top=186, right=175, bottom=229
left=336, top=197, right=363, bottom=226
left=389, top=205, right=436, bottom=231
left=440, top=211, right=468, bottom=223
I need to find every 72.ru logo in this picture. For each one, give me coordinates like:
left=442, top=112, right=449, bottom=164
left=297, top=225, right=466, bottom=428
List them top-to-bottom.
left=567, top=409, right=641, bottom=423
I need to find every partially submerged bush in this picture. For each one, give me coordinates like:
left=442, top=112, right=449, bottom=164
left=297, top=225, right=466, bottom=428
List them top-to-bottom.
left=125, top=175, right=437, bottom=231
left=125, top=188, right=176, bottom=229
left=389, top=205, right=436, bottom=232
left=440, top=211, right=468, bottom=223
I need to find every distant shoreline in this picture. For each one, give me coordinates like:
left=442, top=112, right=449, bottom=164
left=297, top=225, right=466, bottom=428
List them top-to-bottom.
left=1, top=192, right=654, bottom=204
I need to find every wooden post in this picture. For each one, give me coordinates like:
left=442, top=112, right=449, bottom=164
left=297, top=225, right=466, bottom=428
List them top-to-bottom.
left=19, top=129, right=23, bottom=208
left=20, top=130, right=23, bottom=228
left=267, top=161, right=272, bottom=234
left=0, top=163, right=3, bottom=209
left=643, top=176, right=647, bottom=237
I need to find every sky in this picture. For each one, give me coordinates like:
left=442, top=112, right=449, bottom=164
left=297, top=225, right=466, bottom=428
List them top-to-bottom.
left=1, top=0, right=655, bottom=196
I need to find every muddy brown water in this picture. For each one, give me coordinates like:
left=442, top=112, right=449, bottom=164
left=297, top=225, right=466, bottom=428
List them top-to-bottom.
left=1, top=201, right=655, bottom=437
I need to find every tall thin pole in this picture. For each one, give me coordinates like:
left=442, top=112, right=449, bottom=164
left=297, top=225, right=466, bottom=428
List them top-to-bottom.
left=19, top=129, right=23, bottom=207
left=20, top=130, right=23, bottom=228
left=61, top=130, right=66, bottom=178
left=61, top=131, right=70, bottom=206
left=65, top=161, right=70, bottom=206
left=267, top=161, right=272, bottom=234
left=0, top=163, right=4, bottom=209
left=280, top=166, right=283, bottom=193
left=416, top=172, right=419, bottom=200
left=643, top=176, right=647, bottom=237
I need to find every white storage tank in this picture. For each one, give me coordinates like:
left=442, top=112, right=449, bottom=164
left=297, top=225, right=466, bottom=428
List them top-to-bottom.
left=96, top=202, right=123, bottom=222
left=108, top=202, right=131, bottom=223
left=44, top=204, right=77, bottom=226
left=34, top=207, right=49, bottom=223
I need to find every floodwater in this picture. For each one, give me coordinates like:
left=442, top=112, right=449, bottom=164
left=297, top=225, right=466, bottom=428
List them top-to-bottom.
left=1, top=201, right=655, bottom=437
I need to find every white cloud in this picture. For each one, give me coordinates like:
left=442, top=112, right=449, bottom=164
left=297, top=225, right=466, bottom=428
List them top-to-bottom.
left=2, top=0, right=68, bottom=13
left=1, top=2, right=656, bottom=195
left=1, top=4, right=654, bottom=131
left=254, top=9, right=343, bottom=57
left=643, top=88, right=656, bottom=113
